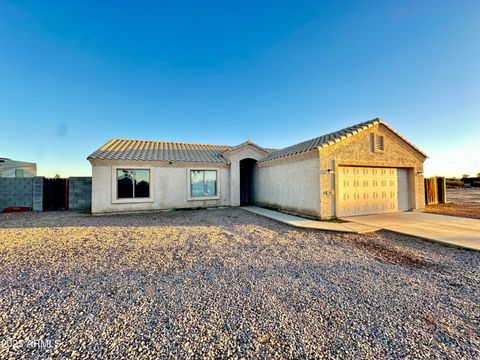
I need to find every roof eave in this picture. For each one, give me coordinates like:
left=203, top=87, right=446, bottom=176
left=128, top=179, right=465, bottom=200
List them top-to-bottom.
left=316, top=119, right=428, bottom=159
left=376, top=119, right=429, bottom=159
left=222, top=141, right=269, bottom=156
left=87, top=157, right=231, bottom=164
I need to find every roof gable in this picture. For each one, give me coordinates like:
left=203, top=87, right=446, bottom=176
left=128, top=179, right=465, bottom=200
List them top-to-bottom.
left=88, top=118, right=427, bottom=164
left=259, top=118, right=427, bottom=163
left=222, top=140, right=270, bottom=157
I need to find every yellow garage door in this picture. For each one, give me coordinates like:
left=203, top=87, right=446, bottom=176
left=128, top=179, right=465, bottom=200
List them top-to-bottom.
left=337, top=167, right=410, bottom=217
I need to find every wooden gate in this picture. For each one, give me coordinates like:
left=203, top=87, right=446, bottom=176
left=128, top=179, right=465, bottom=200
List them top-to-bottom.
left=425, top=177, right=446, bottom=205
left=43, top=178, right=69, bottom=211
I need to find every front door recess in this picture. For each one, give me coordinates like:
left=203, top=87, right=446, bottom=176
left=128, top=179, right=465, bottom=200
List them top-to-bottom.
left=240, top=158, right=257, bottom=205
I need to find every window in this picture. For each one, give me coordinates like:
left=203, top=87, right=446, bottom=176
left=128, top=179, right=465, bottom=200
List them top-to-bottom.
left=370, top=133, right=385, bottom=152
left=15, top=169, right=25, bottom=177
left=117, top=169, right=150, bottom=199
left=190, top=170, right=217, bottom=197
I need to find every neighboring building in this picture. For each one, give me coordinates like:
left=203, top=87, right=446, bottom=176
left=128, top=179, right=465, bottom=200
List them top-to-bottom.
left=88, top=118, right=427, bottom=218
left=0, top=158, right=37, bottom=178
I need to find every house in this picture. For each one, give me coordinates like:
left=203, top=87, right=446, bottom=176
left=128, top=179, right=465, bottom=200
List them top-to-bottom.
left=88, top=118, right=427, bottom=218
left=0, top=158, right=37, bottom=178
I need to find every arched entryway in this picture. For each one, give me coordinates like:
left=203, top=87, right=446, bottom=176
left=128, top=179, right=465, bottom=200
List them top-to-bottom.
left=240, top=158, right=257, bottom=205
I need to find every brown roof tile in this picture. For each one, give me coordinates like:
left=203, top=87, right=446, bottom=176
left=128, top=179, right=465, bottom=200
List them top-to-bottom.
left=88, top=118, right=427, bottom=164
left=259, top=118, right=427, bottom=162
left=88, top=139, right=233, bottom=163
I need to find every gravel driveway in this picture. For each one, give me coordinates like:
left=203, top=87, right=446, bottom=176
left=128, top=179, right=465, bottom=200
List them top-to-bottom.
left=0, top=208, right=479, bottom=358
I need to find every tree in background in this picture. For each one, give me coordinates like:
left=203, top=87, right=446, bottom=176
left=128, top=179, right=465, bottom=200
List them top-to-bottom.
left=54, top=174, right=61, bottom=179
left=462, top=174, right=469, bottom=179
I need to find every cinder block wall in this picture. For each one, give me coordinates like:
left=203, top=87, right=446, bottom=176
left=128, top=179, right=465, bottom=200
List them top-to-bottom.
left=0, top=177, right=35, bottom=211
left=32, top=177, right=43, bottom=211
left=69, top=177, right=92, bottom=210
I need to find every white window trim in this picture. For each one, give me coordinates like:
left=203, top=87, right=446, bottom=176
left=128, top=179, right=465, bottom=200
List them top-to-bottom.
left=111, top=166, right=154, bottom=204
left=187, top=168, right=221, bottom=201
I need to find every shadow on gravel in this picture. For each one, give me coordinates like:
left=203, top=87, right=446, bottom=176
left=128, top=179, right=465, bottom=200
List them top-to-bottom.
left=0, top=209, right=258, bottom=229
left=353, top=237, right=439, bottom=270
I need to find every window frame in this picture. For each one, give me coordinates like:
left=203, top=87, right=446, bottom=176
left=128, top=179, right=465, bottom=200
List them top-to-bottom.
left=111, top=166, right=154, bottom=204
left=187, top=168, right=221, bottom=201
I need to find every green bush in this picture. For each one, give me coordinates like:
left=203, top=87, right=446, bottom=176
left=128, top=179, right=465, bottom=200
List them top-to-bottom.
left=446, top=180, right=464, bottom=188
left=472, top=181, right=480, bottom=187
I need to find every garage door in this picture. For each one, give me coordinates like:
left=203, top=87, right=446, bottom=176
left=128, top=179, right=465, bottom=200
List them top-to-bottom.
left=337, top=167, right=410, bottom=217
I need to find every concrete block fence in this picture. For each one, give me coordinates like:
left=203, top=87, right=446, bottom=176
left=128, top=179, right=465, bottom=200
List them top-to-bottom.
left=0, top=176, right=91, bottom=212
left=0, top=177, right=37, bottom=211
left=33, top=177, right=43, bottom=211
left=69, top=177, right=92, bottom=210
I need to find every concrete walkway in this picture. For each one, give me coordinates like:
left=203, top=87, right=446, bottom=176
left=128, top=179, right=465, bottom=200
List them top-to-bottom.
left=242, top=206, right=379, bottom=234
left=344, top=212, right=480, bottom=251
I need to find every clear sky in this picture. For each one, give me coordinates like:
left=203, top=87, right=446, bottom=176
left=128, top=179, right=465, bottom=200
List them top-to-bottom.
left=1, top=0, right=479, bottom=177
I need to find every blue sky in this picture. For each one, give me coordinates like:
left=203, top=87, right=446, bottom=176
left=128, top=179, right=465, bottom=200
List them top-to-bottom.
left=1, top=0, right=479, bottom=177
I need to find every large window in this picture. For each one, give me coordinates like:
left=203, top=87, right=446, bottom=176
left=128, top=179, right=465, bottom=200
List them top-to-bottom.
left=117, top=169, right=150, bottom=199
left=190, top=170, right=217, bottom=197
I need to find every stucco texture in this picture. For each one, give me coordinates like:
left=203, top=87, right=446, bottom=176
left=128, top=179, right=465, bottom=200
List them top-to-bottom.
left=89, top=123, right=426, bottom=218
left=319, top=123, right=426, bottom=218
left=222, top=145, right=269, bottom=207
left=254, top=153, right=321, bottom=218
left=90, top=159, right=230, bottom=214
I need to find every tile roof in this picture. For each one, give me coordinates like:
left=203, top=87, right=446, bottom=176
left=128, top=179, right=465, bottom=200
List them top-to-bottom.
left=88, top=118, right=427, bottom=164
left=259, top=118, right=427, bottom=162
left=88, top=139, right=233, bottom=163
left=222, top=140, right=270, bottom=154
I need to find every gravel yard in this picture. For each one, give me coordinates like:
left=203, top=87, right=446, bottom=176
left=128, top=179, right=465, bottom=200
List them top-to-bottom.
left=447, top=188, right=480, bottom=203
left=424, top=189, right=480, bottom=219
left=0, top=208, right=479, bottom=358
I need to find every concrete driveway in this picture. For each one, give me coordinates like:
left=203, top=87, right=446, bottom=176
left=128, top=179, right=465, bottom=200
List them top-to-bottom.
left=344, top=212, right=480, bottom=251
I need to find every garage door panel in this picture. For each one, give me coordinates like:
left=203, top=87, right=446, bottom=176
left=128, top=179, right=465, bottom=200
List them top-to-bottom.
left=337, top=166, right=410, bottom=217
left=397, top=169, right=410, bottom=211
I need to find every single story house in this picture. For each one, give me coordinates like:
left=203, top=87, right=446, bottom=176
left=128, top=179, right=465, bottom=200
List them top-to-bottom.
left=88, top=118, right=427, bottom=218
left=0, top=158, right=37, bottom=178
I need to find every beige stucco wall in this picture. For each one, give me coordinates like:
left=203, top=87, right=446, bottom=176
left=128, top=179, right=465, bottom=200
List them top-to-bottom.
left=319, top=123, right=426, bottom=218
left=89, top=124, right=426, bottom=217
left=223, top=145, right=269, bottom=206
left=254, top=151, right=321, bottom=218
left=90, top=159, right=230, bottom=214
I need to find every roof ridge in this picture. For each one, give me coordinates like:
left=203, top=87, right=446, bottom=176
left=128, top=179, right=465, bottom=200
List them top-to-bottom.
left=259, top=117, right=421, bottom=163
left=88, top=118, right=426, bottom=163
left=88, top=138, right=234, bottom=163
left=109, top=138, right=232, bottom=148
left=222, top=139, right=269, bottom=154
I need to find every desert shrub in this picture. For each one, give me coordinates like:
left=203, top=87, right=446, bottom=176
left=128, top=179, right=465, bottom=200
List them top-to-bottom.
left=446, top=180, right=464, bottom=188
left=472, top=181, right=480, bottom=187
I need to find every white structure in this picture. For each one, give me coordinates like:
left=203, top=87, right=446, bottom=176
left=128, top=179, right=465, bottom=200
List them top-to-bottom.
left=88, top=119, right=427, bottom=218
left=0, top=158, right=37, bottom=178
